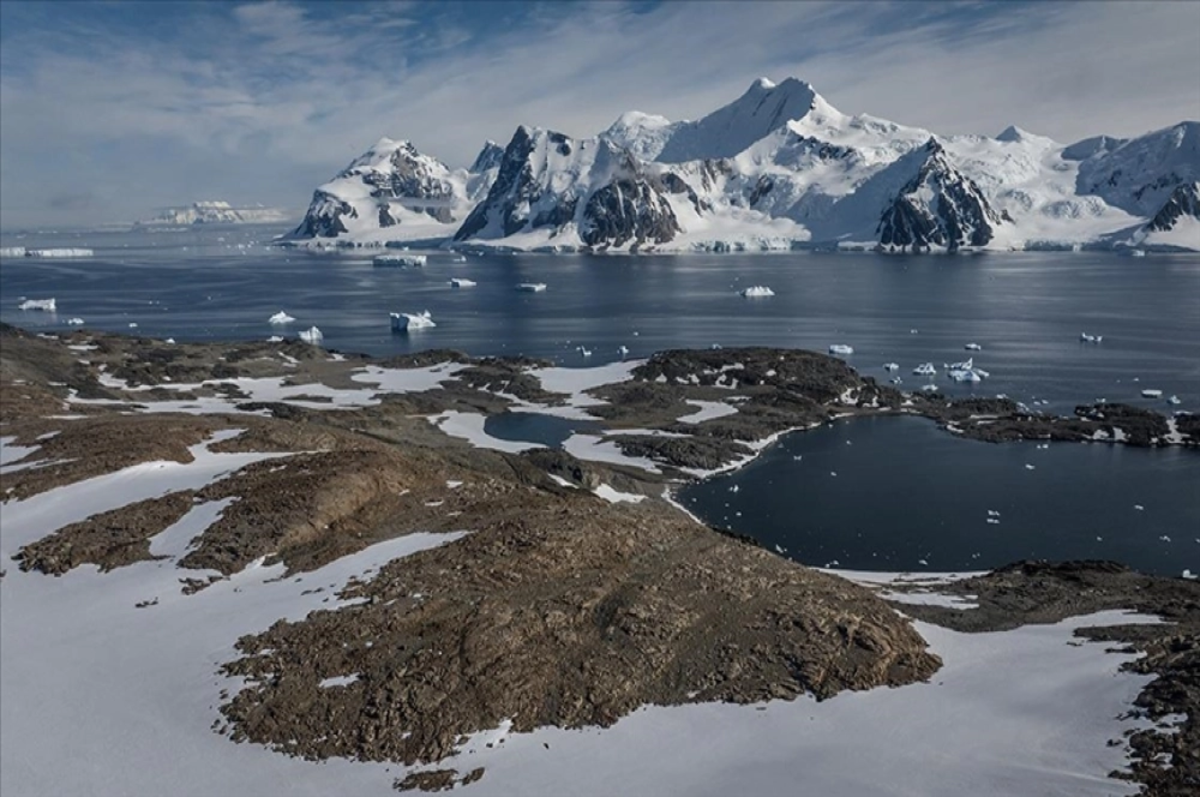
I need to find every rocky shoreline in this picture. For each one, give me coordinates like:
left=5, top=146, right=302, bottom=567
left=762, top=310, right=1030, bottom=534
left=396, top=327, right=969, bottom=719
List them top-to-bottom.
left=2, top=322, right=1196, bottom=794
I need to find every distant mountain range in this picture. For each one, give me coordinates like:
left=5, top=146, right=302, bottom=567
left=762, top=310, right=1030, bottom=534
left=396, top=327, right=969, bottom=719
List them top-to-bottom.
left=283, top=78, right=1199, bottom=253
left=138, top=201, right=291, bottom=227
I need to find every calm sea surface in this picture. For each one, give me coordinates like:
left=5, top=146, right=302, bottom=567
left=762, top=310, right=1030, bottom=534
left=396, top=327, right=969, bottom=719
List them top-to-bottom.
left=3, top=225, right=1197, bottom=573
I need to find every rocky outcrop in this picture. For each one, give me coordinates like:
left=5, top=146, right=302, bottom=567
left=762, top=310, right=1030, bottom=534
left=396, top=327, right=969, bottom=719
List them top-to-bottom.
left=455, top=127, right=683, bottom=248
left=288, top=139, right=467, bottom=240
left=877, top=139, right=1005, bottom=251
left=469, top=140, right=504, bottom=173
left=1145, top=181, right=1200, bottom=232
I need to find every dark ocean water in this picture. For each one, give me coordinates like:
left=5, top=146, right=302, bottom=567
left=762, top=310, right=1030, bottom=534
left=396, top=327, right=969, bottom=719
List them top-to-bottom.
left=3, top=225, right=1197, bottom=573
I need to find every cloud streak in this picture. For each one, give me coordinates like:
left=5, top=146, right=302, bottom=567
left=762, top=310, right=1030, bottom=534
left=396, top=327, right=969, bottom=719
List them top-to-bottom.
left=1, top=0, right=1196, bottom=229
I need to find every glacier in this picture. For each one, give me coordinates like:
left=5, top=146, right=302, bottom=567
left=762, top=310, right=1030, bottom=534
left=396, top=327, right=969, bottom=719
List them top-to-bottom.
left=280, top=79, right=1199, bottom=254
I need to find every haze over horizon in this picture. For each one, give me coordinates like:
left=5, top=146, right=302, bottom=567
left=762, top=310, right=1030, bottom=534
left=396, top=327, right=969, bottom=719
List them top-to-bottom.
left=1, top=0, right=1198, bottom=230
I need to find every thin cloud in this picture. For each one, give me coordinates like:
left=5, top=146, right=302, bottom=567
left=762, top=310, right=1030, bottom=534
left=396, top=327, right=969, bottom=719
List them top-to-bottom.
left=1, top=0, right=1196, bottom=229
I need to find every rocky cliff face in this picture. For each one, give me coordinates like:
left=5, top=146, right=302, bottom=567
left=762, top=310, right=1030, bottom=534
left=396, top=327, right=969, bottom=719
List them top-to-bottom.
left=455, top=127, right=684, bottom=249
left=288, top=138, right=472, bottom=240
left=876, top=139, right=1005, bottom=251
left=1145, top=181, right=1200, bottom=232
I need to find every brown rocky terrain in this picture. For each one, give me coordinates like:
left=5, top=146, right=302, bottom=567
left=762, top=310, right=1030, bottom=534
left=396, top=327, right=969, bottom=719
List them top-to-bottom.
left=2, top=322, right=1197, bottom=794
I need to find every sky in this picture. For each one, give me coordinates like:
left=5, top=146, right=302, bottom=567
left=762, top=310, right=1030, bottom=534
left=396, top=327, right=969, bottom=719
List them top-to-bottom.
left=1, top=0, right=1197, bottom=230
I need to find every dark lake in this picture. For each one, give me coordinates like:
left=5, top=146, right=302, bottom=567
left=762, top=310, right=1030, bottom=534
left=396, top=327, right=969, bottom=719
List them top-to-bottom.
left=678, top=415, right=1199, bottom=577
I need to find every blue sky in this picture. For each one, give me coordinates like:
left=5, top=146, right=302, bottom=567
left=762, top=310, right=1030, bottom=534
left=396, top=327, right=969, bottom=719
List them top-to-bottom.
left=1, top=0, right=1197, bottom=229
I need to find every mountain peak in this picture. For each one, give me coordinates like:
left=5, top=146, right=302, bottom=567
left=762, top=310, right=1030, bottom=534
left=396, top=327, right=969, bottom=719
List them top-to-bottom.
left=656, top=77, right=829, bottom=163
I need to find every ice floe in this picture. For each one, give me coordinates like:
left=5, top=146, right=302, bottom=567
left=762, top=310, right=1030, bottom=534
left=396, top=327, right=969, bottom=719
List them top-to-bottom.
left=25, top=247, right=93, bottom=258
left=373, top=253, right=426, bottom=267
left=17, top=298, right=56, bottom=312
left=390, top=311, right=436, bottom=332
left=1080, top=332, right=1104, bottom=344
left=1141, top=389, right=1163, bottom=399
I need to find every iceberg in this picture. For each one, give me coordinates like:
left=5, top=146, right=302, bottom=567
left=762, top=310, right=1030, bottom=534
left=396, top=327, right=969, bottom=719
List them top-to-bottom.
left=0, top=246, right=27, bottom=257
left=26, top=248, right=93, bottom=258
left=373, top=253, right=427, bottom=267
left=449, top=278, right=476, bottom=288
left=516, top=282, right=547, bottom=292
left=739, top=285, right=775, bottom=298
left=18, top=298, right=56, bottom=312
left=390, top=310, right=436, bottom=332
left=268, top=311, right=296, bottom=325
left=65, top=317, right=85, bottom=325
left=298, top=326, right=324, bottom=344
left=1080, top=332, right=1103, bottom=343
left=267, top=335, right=284, bottom=343
left=964, top=343, right=983, bottom=351
left=828, top=344, right=854, bottom=356
left=618, top=345, right=630, bottom=357
left=577, top=346, right=593, bottom=357
left=913, top=362, right=937, bottom=376
left=883, top=363, right=900, bottom=371
left=947, top=368, right=982, bottom=383
left=922, top=384, right=938, bottom=392
left=1141, top=389, right=1163, bottom=398
left=1168, top=395, right=1181, bottom=405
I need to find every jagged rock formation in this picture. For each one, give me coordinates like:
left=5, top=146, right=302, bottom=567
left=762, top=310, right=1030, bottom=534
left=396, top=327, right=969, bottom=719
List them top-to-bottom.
left=877, top=139, right=1006, bottom=251
left=1145, top=181, right=1200, bottom=232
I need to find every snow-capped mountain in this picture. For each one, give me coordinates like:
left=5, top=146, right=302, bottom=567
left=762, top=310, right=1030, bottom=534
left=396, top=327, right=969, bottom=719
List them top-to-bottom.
left=283, top=79, right=1200, bottom=252
left=453, top=126, right=683, bottom=250
left=287, top=138, right=495, bottom=242
left=137, top=201, right=290, bottom=226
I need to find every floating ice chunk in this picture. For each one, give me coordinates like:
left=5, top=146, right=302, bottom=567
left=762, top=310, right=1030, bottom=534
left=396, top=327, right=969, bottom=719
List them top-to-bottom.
left=0, top=246, right=27, bottom=257
left=26, top=247, right=93, bottom=258
left=1130, top=249, right=1146, bottom=258
left=374, top=253, right=426, bottom=267
left=451, top=255, right=467, bottom=263
left=449, top=277, right=476, bottom=288
left=516, top=282, right=547, bottom=292
left=739, top=285, right=775, bottom=298
left=18, top=298, right=56, bottom=311
left=268, top=311, right=295, bottom=325
left=390, top=311, right=435, bottom=332
left=65, top=317, right=84, bottom=325
left=128, top=323, right=138, bottom=328
left=298, top=326, right=323, bottom=344
left=910, top=329, right=918, bottom=334
left=1080, top=332, right=1103, bottom=343
left=266, top=335, right=284, bottom=343
left=165, top=338, right=175, bottom=344
left=964, top=343, right=983, bottom=351
left=828, top=344, right=854, bottom=356
left=618, top=345, right=630, bottom=358
left=577, top=346, right=592, bottom=358
left=913, top=362, right=936, bottom=376
left=883, top=363, right=900, bottom=371
left=948, top=368, right=982, bottom=383
left=890, top=377, right=903, bottom=385
left=922, top=384, right=938, bottom=392
left=1141, top=389, right=1163, bottom=399
left=1167, top=395, right=1181, bottom=405
left=1025, top=464, right=1036, bottom=470
left=830, top=471, right=837, bottom=477
left=1134, top=504, right=1144, bottom=511
left=987, top=510, right=1002, bottom=517
left=986, top=518, right=1000, bottom=525
left=1160, top=535, right=1172, bottom=542
left=918, top=559, right=929, bottom=566
left=1184, top=569, right=1197, bottom=580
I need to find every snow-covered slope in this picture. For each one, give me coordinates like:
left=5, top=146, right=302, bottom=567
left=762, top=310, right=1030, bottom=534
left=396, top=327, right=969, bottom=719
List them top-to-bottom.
left=286, top=80, right=1200, bottom=252
left=453, top=126, right=684, bottom=251
left=285, top=138, right=495, bottom=244
left=138, top=201, right=290, bottom=226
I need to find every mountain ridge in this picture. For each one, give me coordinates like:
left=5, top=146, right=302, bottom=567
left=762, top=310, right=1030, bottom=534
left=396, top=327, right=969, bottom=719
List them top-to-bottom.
left=282, top=79, right=1200, bottom=253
